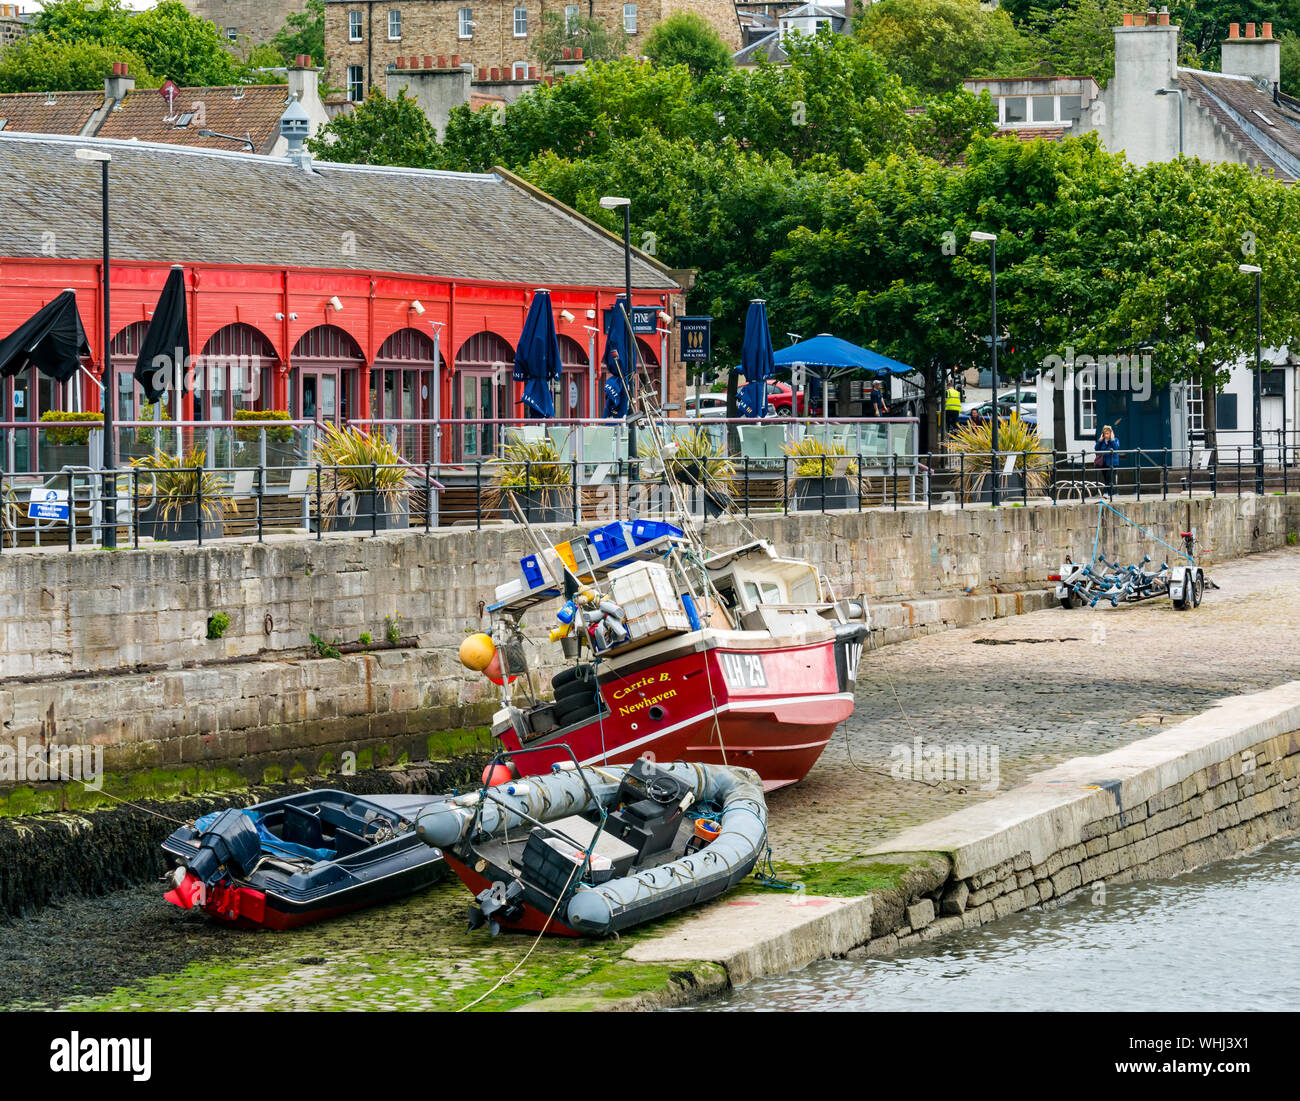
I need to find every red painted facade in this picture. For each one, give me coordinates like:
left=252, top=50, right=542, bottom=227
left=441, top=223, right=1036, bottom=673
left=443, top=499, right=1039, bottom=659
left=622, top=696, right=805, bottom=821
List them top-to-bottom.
left=0, top=256, right=680, bottom=462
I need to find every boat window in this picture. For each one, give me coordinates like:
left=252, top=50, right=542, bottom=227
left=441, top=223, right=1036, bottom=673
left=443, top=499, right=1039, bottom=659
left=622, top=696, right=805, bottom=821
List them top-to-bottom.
left=743, top=581, right=762, bottom=606
left=760, top=581, right=783, bottom=604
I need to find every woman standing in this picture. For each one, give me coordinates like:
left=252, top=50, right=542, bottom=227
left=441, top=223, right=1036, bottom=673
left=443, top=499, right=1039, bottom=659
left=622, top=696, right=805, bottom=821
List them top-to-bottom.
left=1096, top=424, right=1120, bottom=498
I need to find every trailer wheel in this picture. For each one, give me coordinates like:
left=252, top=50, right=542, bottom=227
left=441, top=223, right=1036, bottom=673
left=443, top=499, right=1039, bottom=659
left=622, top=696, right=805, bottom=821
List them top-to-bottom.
left=1191, top=571, right=1204, bottom=608
left=1059, top=591, right=1080, bottom=610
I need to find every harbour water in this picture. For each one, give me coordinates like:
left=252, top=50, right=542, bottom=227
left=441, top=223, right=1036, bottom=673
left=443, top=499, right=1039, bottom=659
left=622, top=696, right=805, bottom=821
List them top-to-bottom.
left=698, top=837, right=1300, bottom=1012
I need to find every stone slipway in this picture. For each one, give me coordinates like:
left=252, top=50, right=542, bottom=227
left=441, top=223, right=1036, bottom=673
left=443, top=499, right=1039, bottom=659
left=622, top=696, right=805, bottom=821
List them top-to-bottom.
left=613, top=680, right=1300, bottom=1009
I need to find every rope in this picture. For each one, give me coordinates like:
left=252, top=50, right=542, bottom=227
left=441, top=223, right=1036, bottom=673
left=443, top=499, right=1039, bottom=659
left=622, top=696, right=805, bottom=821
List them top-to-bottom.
left=65, top=776, right=192, bottom=827
left=752, top=844, right=803, bottom=891
left=456, top=856, right=582, bottom=1013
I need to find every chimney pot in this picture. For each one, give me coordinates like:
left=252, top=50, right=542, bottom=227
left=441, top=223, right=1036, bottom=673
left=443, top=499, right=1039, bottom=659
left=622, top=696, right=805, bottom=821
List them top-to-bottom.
left=1157, top=9, right=1169, bottom=25
left=1122, top=12, right=1133, bottom=26
left=1230, top=22, right=1239, bottom=38
left=1263, top=22, right=1273, bottom=38
left=1246, top=23, right=1255, bottom=38
left=562, top=46, right=572, bottom=60
left=574, top=47, right=583, bottom=60
left=297, top=54, right=311, bottom=68
left=451, top=54, right=460, bottom=66
left=409, top=55, right=419, bottom=68
left=423, top=55, right=433, bottom=69
left=438, top=55, right=447, bottom=68
left=396, top=56, right=407, bottom=68
left=528, top=65, right=537, bottom=80
left=489, top=66, right=500, bottom=80
left=478, top=67, right=488, bottom=80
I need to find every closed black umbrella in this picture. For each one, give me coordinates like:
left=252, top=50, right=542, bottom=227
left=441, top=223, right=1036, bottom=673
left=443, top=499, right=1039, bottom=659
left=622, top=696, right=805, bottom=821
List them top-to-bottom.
left=134, top=266, right=189, bottom=403
left=0, top=290, right=91, bottom=382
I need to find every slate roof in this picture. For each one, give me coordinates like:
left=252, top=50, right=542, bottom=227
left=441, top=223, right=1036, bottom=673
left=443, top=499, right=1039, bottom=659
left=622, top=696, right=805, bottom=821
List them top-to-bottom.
left=1180, top=68, right=1300, bottom=182
left=96, top=84, right=295, bottom=155
left=0, top=90, right=102, bottom=136
left=0, top=132, right=680, bottom=291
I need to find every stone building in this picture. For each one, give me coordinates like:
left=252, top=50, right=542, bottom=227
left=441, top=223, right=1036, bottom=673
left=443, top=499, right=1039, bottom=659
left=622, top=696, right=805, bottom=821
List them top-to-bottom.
left=181, top=0, right=308, bottom=48
left=325, top=0, right=742, bottom=102
left=0, top=2, right=32, bottom=49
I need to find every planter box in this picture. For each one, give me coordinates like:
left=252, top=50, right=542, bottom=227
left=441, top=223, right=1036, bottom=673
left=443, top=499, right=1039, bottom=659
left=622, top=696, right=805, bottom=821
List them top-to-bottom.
left=973, top=471, right=1026, bottom=503
left=794, top=476, right=858, bottom=512
left=510, top=486, right=575, bottom=525
left=326, top=491, right=411, bottom=532
left=140, top=501, right=225, bottom=542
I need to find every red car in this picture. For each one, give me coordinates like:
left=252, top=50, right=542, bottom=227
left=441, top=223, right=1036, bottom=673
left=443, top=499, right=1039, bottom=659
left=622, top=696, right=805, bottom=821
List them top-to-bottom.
left=767, top=381, right=808, bottom=415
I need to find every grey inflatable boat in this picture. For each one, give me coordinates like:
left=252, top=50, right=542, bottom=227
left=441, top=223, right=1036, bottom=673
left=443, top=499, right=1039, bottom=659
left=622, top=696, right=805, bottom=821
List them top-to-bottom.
left=414, top=753, right=767, bottom=937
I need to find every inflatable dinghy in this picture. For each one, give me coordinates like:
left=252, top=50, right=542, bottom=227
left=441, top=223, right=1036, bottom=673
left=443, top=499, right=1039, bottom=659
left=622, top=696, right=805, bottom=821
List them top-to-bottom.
left=415, top=753, right=767, bottom=937
left=162, top=790, right=448, bottom=929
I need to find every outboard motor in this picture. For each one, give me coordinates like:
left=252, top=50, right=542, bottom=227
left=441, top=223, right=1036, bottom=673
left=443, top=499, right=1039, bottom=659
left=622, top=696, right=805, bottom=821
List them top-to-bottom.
left=165, top=809, right=261, bottom=912
left=469, top=879, right=527, bottom=935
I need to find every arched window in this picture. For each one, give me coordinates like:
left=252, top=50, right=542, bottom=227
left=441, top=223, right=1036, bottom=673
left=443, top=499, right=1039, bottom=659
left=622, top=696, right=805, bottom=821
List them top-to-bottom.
left=198, top=323, right=279, bottom=421
left=291, top=324, right=364, bottom=424
left=373, top=327, right=444, bottom=462
left=453, top=330, right=513, bottom=460
left=557, top=333, right=588, bottom=420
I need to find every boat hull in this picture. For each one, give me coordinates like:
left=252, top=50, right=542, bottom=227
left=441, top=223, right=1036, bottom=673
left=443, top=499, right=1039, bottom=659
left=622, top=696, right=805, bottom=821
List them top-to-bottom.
left=500, top=624, right=866, bottom=790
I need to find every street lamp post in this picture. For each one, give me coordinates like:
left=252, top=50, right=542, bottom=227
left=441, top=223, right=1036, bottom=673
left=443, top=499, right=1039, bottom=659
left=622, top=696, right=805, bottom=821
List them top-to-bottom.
left=1155, top=88, right=1184, bottom=156
left=77, top=147, right=115, bottom=547
left=599, top=195, right=635, bottom=460
left=971, top=231, right=999, bottom=505
left=1239, top=263, right=1264, bottom=494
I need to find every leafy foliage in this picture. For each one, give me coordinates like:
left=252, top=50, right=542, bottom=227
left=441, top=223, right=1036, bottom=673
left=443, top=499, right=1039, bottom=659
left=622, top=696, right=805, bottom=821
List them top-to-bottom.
left=271, top=0, right=326, bottom=66
left=857, top=0, right=1034, bottom=95
left=534, top=10, right=629, bottom=70
left=644, top=12, right=733, bottom=80
left=0, top=35, right=156, bottom=92
left=309, top=89, right=444, bottom=166
left=39, top=410, right=102, bottom=446
left=947, top=413, right=1050, bottom=496
left=309, top=424, right=410, bottom=522
left=782, top=435, right=859, bottom=478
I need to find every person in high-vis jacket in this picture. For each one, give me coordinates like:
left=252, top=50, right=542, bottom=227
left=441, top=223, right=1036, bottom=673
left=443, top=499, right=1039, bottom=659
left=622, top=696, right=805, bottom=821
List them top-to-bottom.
left=944, top=384, right=962, bottom=434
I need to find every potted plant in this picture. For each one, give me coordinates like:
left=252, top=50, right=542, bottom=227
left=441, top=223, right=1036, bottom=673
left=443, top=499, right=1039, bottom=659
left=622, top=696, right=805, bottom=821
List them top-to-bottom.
left=39, top=410, right=102, bottom=470
left=947, top=413, right=1050, bottom=503
left=309, top=423, right=411, bottom=531
left=662, top=426, right=734, bottom=518
left=490, top=432, right=574, bottom=523
left=783, top=436, right=859, bottom=511
left=130, top=447, right=237, bottom=541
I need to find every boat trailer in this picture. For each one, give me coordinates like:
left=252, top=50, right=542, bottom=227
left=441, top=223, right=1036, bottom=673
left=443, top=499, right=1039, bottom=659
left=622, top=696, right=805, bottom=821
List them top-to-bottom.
left=1050, top=503, right=1214, bottom=611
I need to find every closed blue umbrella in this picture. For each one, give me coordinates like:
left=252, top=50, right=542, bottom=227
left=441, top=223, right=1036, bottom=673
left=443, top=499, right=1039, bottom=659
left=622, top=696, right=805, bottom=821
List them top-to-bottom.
left=514, top=289, right=563, bottom=418
left=601, top=295, right=632, bottom=418
left=737, top=300, right=775, bottom=418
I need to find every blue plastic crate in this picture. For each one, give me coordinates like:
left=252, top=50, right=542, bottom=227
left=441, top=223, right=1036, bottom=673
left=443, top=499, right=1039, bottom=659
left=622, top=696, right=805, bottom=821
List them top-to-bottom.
left=630, top=519, right=685, bottom=545
left=588, top=522, right=631, bottom=561
left=520, top=554, right=545, bottom=589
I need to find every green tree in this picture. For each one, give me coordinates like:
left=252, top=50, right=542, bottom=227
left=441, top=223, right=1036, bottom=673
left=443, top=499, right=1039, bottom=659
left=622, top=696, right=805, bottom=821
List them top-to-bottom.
left=271, top=0, right=326, bottom=66
left=858, top=0, right=1035, bottom=94
left=1020, top=0, right=1126, bottom=85
left=117, top=1, right=243, bottom=86
left=534, top=11, right=629, bottom=70
left=644, top=11, right=733, bottom=80
left=1281, top=30, right=1300, bottom=96
left=0, top=35, right=156, bottom=93
left=308, top=88, right=444, bottom=168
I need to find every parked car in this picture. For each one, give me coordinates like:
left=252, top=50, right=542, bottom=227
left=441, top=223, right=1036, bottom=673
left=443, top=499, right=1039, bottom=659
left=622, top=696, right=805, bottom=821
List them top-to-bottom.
left=767, top=381, right=807, bottom=416
left=681, top=393, right=730, bottom=419
left=958, top=399, right=1038, bottom=428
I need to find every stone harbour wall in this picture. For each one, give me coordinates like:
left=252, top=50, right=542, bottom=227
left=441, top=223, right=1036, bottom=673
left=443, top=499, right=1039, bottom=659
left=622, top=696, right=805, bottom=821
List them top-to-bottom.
left=1, top=494, right=1297, bottom=807
left=852, top=681, right=1300, bottom=957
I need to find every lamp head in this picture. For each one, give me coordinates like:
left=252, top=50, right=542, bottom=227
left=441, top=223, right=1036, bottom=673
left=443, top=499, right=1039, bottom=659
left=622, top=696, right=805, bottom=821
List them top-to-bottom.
left=75, top=148, right=111, bottom=162
left=599, top=196, right=630, bottom=209
left=969, top=231, right=997, bottom=243
left=1238, top=264, right=1262, bottom=275
left=410, top=299, right=426, bottom=315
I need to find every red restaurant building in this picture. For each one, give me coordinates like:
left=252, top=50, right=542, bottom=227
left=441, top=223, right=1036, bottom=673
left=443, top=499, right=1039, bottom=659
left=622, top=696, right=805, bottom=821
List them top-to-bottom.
left=0, top=131, right=688, bottom=469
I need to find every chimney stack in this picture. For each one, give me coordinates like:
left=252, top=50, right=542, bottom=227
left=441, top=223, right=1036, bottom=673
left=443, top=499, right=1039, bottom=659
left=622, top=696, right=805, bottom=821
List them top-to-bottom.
left=1222, top=16, right=1280, bottom=87
left=287, top=55, right=321, bottom=116
left=104, top=61, right=135, bottom=103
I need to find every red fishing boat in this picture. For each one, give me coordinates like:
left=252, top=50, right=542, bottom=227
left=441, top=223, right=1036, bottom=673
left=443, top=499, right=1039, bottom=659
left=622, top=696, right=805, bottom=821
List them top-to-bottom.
left=461, top=523, right=869, bottom=791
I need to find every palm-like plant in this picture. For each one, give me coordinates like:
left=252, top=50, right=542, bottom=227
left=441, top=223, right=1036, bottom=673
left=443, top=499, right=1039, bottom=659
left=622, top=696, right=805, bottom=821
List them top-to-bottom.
left=947, top=414, right=1050, bottom=498
left=309, top=424, right=410, bottom=521
left=488, top=432, right=573, bottom=516
left=781, top=436, right=859, bottom=479
left=130, top=448, right=237, bottom=523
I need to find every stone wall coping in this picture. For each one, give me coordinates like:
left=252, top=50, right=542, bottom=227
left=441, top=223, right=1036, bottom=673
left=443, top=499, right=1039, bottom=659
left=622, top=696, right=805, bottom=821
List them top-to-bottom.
left=868, top=680, right=1300, bottom=878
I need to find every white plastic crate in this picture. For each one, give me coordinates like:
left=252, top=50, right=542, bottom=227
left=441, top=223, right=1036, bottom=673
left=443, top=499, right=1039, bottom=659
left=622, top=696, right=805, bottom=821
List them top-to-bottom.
left=609, top=561, right=690, bottom=641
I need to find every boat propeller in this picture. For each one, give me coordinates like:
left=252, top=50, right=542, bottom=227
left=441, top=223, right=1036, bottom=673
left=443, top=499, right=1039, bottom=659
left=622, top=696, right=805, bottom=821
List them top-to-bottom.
left=469, top=879, right=526, bottom=935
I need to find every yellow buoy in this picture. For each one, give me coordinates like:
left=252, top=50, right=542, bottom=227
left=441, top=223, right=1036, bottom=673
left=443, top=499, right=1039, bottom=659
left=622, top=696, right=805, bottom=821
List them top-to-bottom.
left=458, top=633, right=496, bottom=671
